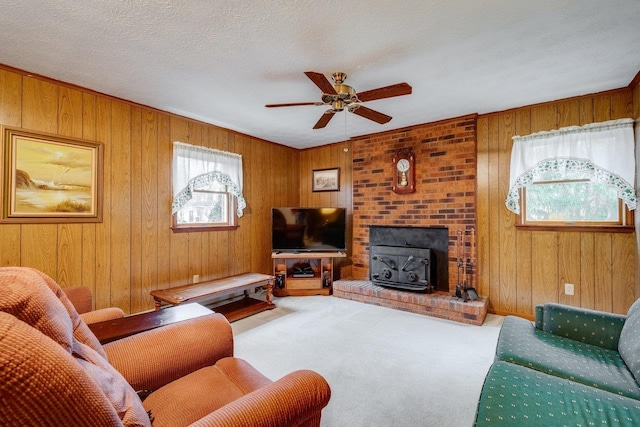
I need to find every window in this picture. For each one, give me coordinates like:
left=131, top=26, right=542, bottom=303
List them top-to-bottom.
left=507, top=119, right=636, bottom=231
left=172, top=142, right=246, bottom=232
left=173, top=180, right=234, bottom=228
left=522, top=180, right=629, bottom=227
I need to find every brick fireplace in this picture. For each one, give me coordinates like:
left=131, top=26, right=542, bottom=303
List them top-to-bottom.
left=334, top=114, right=487, bottom=324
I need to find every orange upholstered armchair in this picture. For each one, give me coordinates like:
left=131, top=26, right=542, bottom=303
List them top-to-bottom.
left=0, top=267, right=331, bottom=427
left=62, top=285, right=126, bottom=324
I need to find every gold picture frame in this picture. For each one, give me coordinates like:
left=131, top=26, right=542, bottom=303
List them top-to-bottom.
left=1, top=127, right=103, bottom=223
left=312, top=167, right=340, bottom=192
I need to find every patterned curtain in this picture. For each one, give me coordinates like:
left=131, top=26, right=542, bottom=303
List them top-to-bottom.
left=506, top=118, right=636, bottom=214
left=172, top=141, right=246, bottom=217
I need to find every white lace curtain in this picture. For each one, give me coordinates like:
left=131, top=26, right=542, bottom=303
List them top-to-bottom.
left=506, top=118, right=636, bottom=214
left=172, top=141, right=246, bottom=217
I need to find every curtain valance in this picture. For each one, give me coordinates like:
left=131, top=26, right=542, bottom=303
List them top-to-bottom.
left=506, top=118, right=636, bottom=214
left=172, top=141, right=246, bottom=217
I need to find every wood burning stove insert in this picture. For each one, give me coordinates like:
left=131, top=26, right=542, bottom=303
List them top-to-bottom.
left=369, top=226, right=449, bottom=292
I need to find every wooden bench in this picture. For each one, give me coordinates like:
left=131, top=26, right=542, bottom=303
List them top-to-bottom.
left=150, top=273, right=275, bottom=322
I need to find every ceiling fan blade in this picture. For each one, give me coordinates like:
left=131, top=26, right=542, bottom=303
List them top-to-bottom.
left=304, top=71, right=338, bottom=95
left=356, top=82, right=412, bottom=102
left=265, top=102, right=323, bottom=108
left=351, top=105, right=392, bottom=124
left=313, top=110, right=336, bottom=129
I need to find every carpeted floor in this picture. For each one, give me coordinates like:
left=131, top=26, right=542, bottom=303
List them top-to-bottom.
left=232, top=295, right=504, bottom=427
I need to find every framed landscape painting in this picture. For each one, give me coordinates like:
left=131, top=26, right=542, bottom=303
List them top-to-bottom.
left=1, top=127, right=103, bottom=223
left=312, top=167, right=340, bottom=192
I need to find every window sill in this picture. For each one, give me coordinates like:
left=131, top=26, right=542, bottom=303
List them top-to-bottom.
left=515, top=224, right=635, bottom=233
left=171, top=225, right=239, bottom=233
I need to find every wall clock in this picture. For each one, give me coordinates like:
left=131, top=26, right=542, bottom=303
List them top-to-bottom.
left=392, top=148, right=416, bottom=194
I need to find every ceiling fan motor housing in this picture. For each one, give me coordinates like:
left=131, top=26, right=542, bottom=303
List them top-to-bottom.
left=321, top=84, right=357, bottom=105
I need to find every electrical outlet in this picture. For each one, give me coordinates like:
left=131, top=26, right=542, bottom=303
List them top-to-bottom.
left=193, top=274, right=200, bottom=283
left=564, top=283, right=575, bottom=295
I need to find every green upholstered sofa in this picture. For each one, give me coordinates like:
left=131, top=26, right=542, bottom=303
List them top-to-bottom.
left=474, top=300, right=640, bottom=426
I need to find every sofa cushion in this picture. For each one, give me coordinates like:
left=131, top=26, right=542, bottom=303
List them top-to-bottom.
left=619, top=298, right=640, bottom=384
left=0, top=312, right=125, bottom=426
left=496, top=315, right=640, bottom=399
left=143, top=357, right=272, bottom=426
left=474, top=361, right=640, bottom=427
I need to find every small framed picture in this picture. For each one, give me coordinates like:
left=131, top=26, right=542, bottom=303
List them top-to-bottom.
left=1, top=126, right=103, bottom=223
left=312, top=167, right=340, bottom=192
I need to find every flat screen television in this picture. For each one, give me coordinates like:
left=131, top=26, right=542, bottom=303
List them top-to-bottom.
left=271, top=207, right=346, bottom=252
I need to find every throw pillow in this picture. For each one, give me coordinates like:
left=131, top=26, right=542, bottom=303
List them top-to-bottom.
left=619, top=298, right=640, bottom=383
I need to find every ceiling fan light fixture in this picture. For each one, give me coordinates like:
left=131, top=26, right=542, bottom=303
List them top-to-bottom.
left=332, top=100, right=345, bottom=111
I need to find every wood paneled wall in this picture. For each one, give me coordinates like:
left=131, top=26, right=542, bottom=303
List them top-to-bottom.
left=3, top=64, right=638, bottom=318
left=0, top=67, right=299, bottom=314
left=476, top=88, right=636, bottom=316
left=298, top=141, right=354, bottom=279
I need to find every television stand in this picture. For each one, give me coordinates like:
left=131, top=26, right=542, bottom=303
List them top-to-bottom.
left=272, top=251, right=347, bottom=297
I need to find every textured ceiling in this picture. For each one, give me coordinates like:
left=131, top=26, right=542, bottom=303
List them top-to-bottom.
left=1, top=0, right=639, bottom=149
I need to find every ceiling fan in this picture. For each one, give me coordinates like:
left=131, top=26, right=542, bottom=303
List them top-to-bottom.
left=265, top=71, right=412, bottom=129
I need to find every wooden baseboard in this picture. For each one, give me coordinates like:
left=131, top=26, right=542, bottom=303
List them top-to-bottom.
left=273, top=287, right=332, bottom=297
left=489, top=309, right=535, bottom=321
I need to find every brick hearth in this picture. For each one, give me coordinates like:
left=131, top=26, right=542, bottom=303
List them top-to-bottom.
left=333, top=279, right=488, bottom=326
